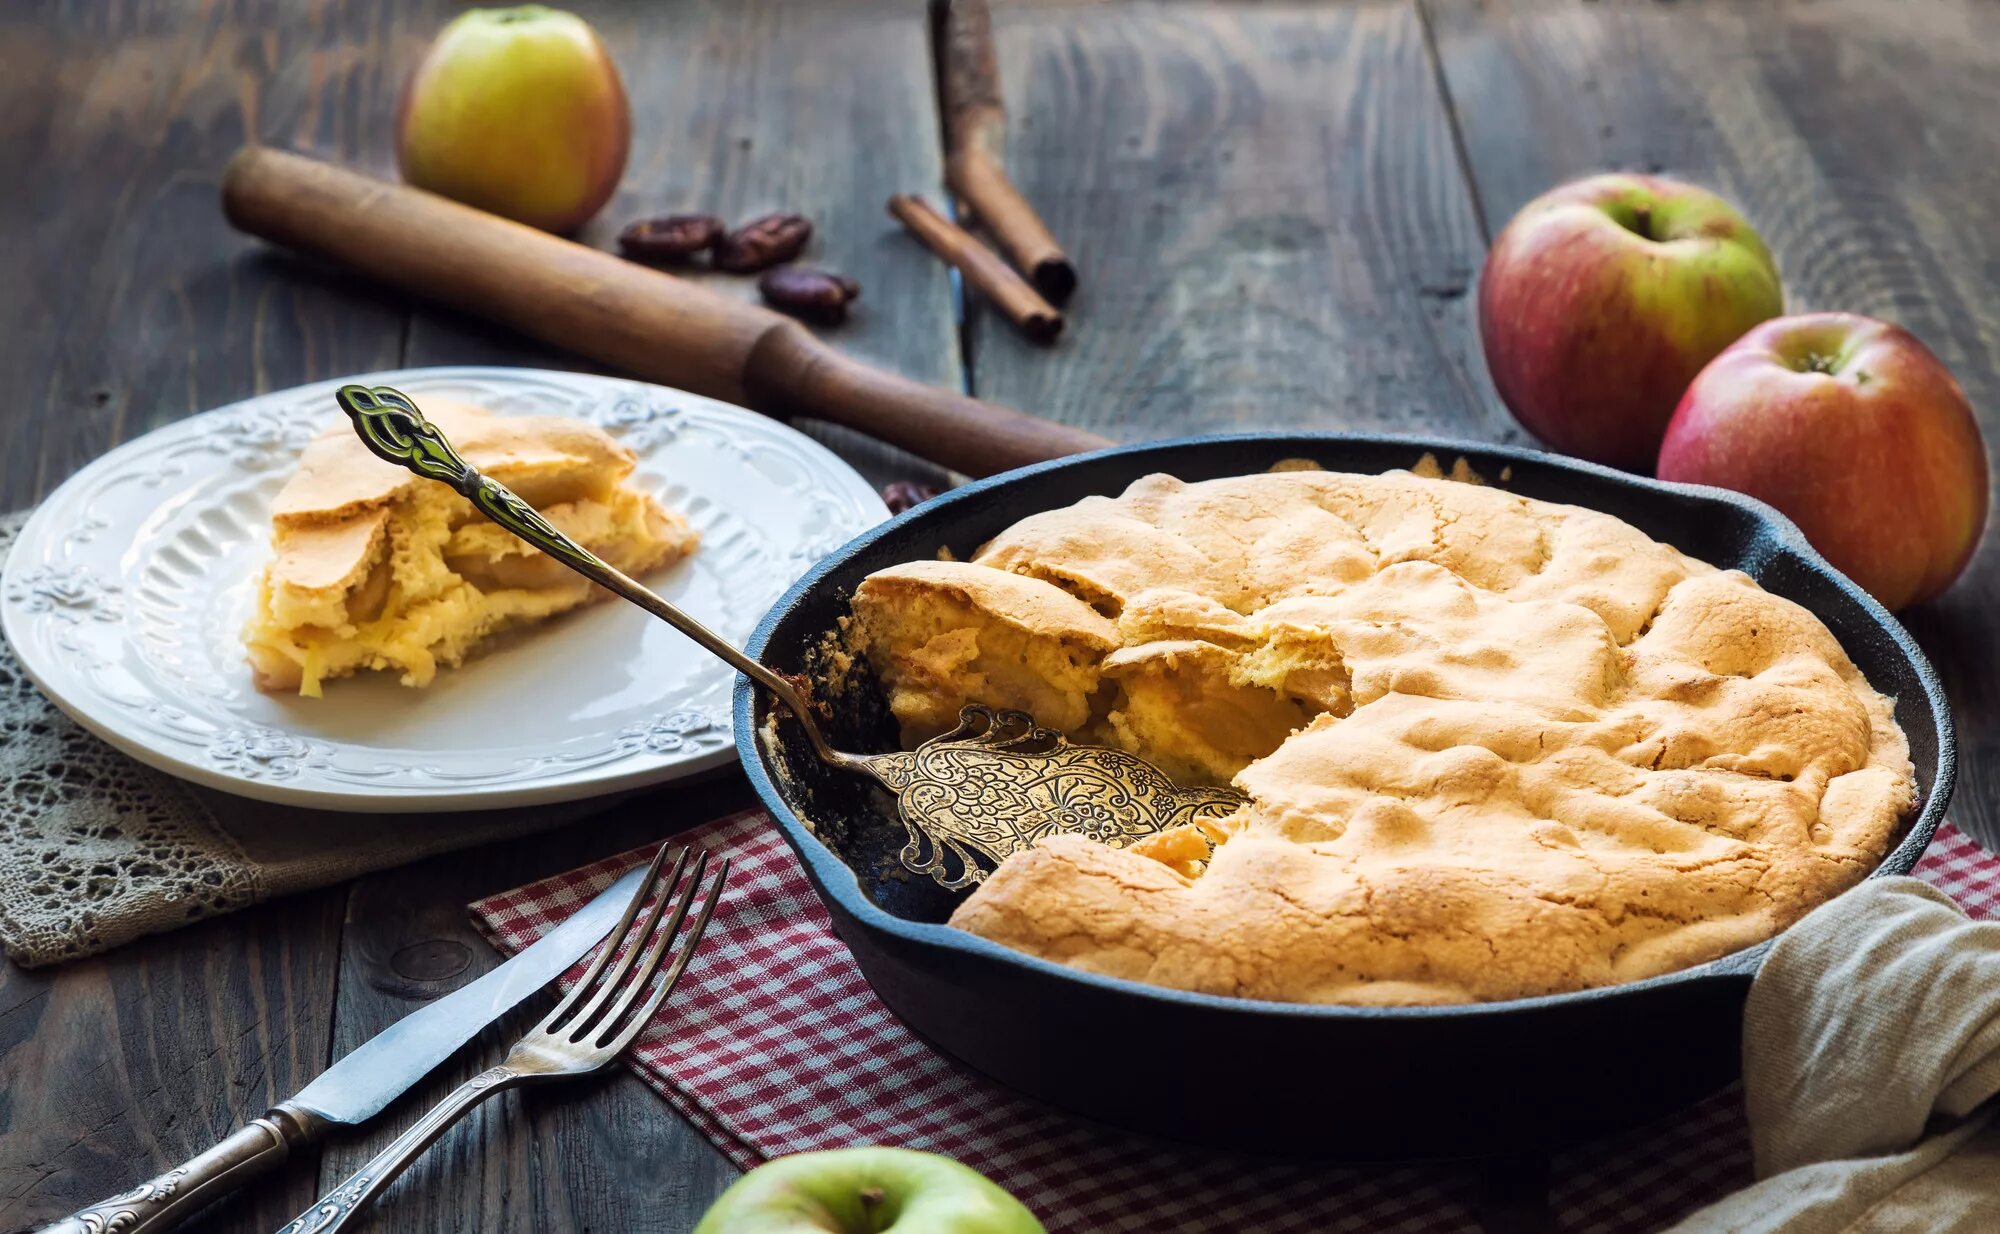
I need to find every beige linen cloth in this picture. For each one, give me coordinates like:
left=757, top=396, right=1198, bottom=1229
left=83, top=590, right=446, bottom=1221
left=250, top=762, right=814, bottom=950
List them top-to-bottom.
left=0, top=509, right=603, bottom=966
left=1670, top=875, right=2000, bottom=1232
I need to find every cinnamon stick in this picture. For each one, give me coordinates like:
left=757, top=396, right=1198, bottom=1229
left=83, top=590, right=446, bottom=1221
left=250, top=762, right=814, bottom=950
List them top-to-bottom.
left=940, top=0, right=1076, bottom=304
left=888, top=193, right=1062, bottom=344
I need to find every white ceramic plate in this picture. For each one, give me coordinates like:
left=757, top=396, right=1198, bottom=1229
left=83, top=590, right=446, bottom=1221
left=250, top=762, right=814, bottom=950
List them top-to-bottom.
left=1, top=367, right=888, bottom=812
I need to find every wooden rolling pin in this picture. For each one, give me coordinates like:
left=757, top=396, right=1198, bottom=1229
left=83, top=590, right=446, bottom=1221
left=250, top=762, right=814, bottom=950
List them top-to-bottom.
left=220, top=147, right=1110, bottom=476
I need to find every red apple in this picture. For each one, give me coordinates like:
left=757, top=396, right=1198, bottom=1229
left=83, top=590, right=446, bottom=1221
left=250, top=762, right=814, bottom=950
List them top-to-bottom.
left=397, top=6, right=630, bottom=234
left=1479, top=174, right=1785, bottom=470
left=1658, top=312, right=1989, bottom=610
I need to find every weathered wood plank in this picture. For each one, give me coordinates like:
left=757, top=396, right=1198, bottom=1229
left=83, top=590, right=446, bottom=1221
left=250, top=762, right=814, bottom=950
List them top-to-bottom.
left=0, top=0, right=411, bottom=511
left=401, top=0, right=962, bottom=491
left=1425, top=0, right=2000, bottom=831
left=966, top=1, right=1509, bottom=444
left=0, top=2, right=421, bottom=1230
left=336, top=4, right=961, bottom=1228
left=315, top=778, right=753, bottom=1234
left=0, top=892, right=347, bottom=1232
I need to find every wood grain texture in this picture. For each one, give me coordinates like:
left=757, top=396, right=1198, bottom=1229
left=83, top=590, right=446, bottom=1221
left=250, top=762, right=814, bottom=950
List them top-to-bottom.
left=0, top=0, right=409, bottom=511
left=400, top=0, right=963, bottom=490
left=1425, top=0, right=2000, bottom=835
left=967, top=1, right=1511, bottom=444
left=0, top=2, right=409, bottom=1229
left=3, top=2, right=959, bottom=1230
left=6, top=3, right=2000, bottom=1232
left=323, top=9, right=969, bottom=1220
left=314, top=779, right=753, bottom=1234
left=0, top=893, right=346, bottom=1233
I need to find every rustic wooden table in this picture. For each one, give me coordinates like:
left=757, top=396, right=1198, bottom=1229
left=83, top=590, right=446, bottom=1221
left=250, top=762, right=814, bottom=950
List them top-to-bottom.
left=3, top=1, right=1996, bottom=1231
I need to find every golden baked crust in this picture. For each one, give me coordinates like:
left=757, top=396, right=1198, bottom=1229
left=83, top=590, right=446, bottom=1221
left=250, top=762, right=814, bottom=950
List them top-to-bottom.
left=245, top=399, right=699, bottom=695
left=852, top=468, right=1916, bottom=1005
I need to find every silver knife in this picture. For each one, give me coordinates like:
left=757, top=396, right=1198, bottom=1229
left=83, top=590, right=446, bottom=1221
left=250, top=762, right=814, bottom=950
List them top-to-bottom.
left=37, top=862, right=653, bottom=1234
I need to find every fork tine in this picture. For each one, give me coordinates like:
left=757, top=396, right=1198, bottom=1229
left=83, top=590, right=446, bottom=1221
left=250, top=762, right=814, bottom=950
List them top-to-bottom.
left=541, top=842, right=681, bottom=1033
left=555, top=844, right=693, bottom=1038
left=580, top=851, right=708, bottom=1045
left=600, top=858, right=730, bottom=1057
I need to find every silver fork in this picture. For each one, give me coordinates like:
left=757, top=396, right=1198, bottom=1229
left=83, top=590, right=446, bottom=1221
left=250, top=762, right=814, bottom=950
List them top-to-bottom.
left=275, top=843, right=729, bottom=1234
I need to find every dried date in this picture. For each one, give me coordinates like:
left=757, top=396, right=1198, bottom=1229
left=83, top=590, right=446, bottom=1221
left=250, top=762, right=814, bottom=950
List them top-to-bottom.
left=716, top=212, right=814, bottom=272
left=618, top=214, right=725, bottom=263
left=759, top=266, right=861, bottom=324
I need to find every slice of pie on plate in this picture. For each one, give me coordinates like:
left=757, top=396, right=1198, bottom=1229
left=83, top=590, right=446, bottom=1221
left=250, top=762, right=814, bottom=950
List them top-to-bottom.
left=244, top=398, right=698, bottom=696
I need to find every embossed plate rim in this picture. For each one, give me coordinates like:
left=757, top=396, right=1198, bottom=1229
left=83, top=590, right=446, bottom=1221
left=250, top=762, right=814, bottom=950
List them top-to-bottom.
left=2, top=366, right=888, bottom=812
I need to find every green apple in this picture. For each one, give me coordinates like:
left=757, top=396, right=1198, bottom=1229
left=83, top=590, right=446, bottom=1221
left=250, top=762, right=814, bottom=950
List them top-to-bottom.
left=397, top=5, right=630, bottom=233
left=692, top=1148, right=1046, bottom=1234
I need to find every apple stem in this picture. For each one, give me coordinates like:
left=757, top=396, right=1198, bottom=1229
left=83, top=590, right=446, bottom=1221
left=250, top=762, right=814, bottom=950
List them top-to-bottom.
left=1630, top=204, right=1654, bottom=241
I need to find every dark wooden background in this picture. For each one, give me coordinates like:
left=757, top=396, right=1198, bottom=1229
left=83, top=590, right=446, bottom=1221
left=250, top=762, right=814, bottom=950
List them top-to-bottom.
left=2, top=1, right=1996, bottom=1231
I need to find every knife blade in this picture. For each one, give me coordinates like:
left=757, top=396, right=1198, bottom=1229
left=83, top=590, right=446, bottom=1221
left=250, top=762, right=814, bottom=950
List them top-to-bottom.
left=38, top=859, right=653, bottom=1234
left=292, top=861, right=648, bottom=1123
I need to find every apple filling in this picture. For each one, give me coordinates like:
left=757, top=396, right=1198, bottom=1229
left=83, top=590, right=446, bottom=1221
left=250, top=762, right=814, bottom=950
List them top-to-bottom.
left=244, top=399, right=698, bottom=696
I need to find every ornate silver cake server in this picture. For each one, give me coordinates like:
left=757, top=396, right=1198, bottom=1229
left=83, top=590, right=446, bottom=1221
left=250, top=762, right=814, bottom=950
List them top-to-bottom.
left=335, top=384, right=1245, bottom=889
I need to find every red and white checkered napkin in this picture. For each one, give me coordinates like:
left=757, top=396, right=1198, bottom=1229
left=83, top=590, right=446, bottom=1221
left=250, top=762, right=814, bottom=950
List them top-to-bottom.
left=471, top=814, right=1999, bottom=1234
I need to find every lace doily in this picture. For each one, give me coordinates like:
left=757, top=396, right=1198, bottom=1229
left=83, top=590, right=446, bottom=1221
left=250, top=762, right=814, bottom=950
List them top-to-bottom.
left=0, top=511, right=262, bottom=966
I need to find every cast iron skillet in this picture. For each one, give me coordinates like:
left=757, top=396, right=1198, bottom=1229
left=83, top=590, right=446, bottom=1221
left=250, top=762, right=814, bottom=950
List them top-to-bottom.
left=732, top=433, right=1953, bottom=1161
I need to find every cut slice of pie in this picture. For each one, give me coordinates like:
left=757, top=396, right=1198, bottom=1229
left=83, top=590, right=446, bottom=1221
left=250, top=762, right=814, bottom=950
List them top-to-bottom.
left=244, top=398, right=699, bottom=696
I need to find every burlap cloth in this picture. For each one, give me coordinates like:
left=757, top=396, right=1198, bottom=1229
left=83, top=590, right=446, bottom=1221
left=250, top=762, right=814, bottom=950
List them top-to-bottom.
left=0, top=509, right=605, bottom=966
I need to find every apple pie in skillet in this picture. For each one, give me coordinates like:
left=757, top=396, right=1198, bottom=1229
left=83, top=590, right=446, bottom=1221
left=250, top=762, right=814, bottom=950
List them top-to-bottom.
left=850, top=467, right=1915, bottom=1005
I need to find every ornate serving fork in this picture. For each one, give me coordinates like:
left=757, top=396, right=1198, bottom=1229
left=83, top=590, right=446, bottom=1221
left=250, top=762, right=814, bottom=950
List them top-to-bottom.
left=335, top=384, right=1244, bottom=889
left=275, top=841, right=728, bottom=1234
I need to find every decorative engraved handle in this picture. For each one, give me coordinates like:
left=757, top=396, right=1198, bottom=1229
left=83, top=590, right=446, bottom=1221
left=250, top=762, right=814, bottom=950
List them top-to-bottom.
left=335, top=384, right=600, bottom=571
left=334, top=385, right=858, bottom=769
left=272, top=1066, right=519, bottom=1234
left=37, top=1106, right=322, bottom=1234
